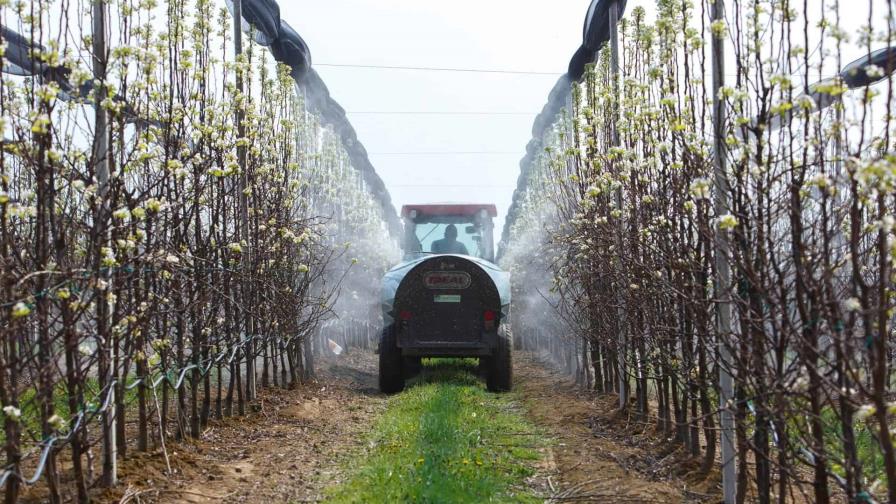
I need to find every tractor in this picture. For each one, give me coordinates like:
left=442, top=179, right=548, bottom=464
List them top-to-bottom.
left=378, top=204, right=512, bottom=393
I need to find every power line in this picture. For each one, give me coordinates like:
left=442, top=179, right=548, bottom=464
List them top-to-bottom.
left=315, top=62, right=562, bottom=76
left=315, top=63, right=838, bottom=80
left=348, top=111, right=534, bottom=116
left=368, top=151, right=520, bottom=155
left=391, top=184, right=516, bottom=188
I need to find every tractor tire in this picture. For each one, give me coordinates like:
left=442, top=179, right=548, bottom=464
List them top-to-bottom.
left=379, top=325, right=404, bottom=394
left=487, top=327, right=512, bottom=392
left=403, top=356, right=423, bottom=378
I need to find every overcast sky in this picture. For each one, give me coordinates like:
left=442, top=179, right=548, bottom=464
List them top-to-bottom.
left=281, top=0, right=636, bottom=235
left=279, top=1, right=884, bottom=237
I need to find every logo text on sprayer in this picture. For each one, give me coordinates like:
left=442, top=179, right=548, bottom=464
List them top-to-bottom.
left=423, top=271, right=472, bottom=290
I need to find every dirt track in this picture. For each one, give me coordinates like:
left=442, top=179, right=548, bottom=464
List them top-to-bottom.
left=104, top=352, right=718, bottom=503
left=518, top=359, right=718, bottom=503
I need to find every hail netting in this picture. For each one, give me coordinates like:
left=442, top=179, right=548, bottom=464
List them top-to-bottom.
left=0, top=0, right=397, bottom=501
left=500, top=0, right=896, bottom=502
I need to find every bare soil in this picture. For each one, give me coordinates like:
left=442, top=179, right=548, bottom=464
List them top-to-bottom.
left=66, top=351, right=720, bottom=503
left=99, top=351, right=385, bottom=503
left=517, top=354, right=720, bottom=503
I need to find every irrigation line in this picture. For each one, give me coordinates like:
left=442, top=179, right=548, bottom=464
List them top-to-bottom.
left=0, top=311, right=374, bottom=487
left=0, top=324, right=314, bottom=486
left=0, top=382, right=117, bottom=487
left=741, top=402, right=851, bottom=495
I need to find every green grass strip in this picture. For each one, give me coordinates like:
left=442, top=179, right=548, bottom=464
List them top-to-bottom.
left=326, top=359, right=542, bottom=503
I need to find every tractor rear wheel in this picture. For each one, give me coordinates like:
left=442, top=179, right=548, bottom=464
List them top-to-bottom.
left=379, top=325, right=404, bottom=394
left=487, top=328, right=512, bottom=392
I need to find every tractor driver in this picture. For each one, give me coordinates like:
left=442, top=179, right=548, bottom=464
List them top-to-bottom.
left=431, top=224, right=469, bottom=255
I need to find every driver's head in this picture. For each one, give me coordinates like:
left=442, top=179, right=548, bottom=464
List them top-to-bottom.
left=445, top=224, right=458, bottom=240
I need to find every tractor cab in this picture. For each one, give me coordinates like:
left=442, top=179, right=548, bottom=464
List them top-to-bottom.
left=401, top=204, right=497, bottom=263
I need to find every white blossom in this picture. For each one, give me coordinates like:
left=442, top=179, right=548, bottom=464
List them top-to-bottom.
left=689, top=178, right=712, bottom=200
left=716, top=214, right=739, bottom=230
left=843, top=297, right=862, bottom=312
left=10, top=302, right=30, bottom=319
left=855, top=404, right=876, bottom=421
left=2, top=405, right=21, bottom=422
left=48, top=414, right=66, bottom=431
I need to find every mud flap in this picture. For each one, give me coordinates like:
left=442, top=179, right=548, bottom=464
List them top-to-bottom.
left=403, top=356, right=423, bottom=378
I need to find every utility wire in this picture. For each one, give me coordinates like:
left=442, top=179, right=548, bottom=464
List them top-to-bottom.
left=315, top=62, right=562, bottom=76
left=315, top=62, right=769, bottom=79
left=348, top=111, right=534, bottom=116
left=368, top=151, right=520, bottom=155
left=391, top=184, right=516, bottom=188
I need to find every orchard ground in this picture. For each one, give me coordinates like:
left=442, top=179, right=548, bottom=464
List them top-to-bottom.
left=74, top=353, right=720, bottom=503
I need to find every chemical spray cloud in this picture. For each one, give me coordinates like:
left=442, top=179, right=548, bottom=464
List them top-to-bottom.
left=224, top=0, right=401, bottom=343
left=226, top=0, right=402, bottom=239
left=496, top=0, right=896, bottom=375
left=497, top=0, right=631, bottom=376
left=499, top=0, right=627, bottom=257
left=0, top=1, right=397, bottom=492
